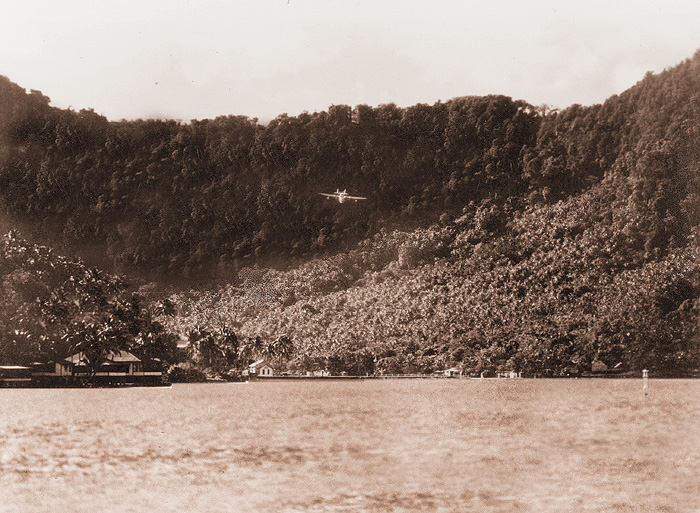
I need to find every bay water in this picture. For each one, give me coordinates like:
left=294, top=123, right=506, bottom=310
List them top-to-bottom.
left=1, top=379, right=698, bottom=512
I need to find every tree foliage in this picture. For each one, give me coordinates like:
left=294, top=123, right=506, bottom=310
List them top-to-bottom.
left=2, top=51, right=700, bottom=376
left=0, top=232, right=179, bottom=370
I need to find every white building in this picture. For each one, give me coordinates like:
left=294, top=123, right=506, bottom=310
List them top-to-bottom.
left=248, top=358, right=275, bottom=377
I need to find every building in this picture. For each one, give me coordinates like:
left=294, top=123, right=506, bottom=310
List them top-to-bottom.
left=36, top=350, right=164, bottom=386
left=64, top=350, right=143, bottom=376
left=248, top=358, right=276, bottom=377
left=0, top=365, right=32, bottom=386
left=444, top=367, right=461, bottom=378
left=496, top=370, right=521, bottom=379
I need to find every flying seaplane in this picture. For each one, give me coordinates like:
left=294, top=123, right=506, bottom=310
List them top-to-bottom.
left=319, top=189, right=367, bottom=204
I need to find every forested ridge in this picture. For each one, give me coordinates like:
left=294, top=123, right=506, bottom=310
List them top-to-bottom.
left=1, top=50, right=700, bottom=376
left=0, top=73, right=541, bottom=278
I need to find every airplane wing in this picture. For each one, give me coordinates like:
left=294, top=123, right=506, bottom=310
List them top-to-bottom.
left=319, top=193, right=337, bottom=198
left=346, top=196, right=367, bottom=200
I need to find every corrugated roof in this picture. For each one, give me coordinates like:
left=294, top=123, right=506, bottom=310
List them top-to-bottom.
left=64, top=350, right=141, bottom=364
left=109, top=350, right=141, bottom=362
left=249, top=358, right=273, bottom=369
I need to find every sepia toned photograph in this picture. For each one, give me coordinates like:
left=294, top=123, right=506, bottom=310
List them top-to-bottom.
left=1, top=1, right=699, bottom=511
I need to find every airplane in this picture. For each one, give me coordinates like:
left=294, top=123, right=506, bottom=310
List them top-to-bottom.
left=319, top=189, right=367, bottom=203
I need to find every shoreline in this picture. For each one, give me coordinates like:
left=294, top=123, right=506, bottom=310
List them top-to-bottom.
left=246, top=372, right=700, bottom=382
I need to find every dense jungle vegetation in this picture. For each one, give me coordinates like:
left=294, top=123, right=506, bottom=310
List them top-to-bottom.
left=1, top=50, right=700, bottom=377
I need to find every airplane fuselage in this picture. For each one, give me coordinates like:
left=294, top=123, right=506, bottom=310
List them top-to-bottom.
left=319, top=189, right=367, bottom=203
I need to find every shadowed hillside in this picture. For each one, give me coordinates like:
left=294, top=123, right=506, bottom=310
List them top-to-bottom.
left=0, top=75, right=540, bottom=279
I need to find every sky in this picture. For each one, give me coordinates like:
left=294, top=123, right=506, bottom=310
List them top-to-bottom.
left=1, top=0, right=699, bottom=123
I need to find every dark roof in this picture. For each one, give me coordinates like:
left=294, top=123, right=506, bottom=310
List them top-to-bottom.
left=65, top=350, right=141, bottom=364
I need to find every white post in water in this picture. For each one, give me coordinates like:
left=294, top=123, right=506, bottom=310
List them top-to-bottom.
left=643, top=369, right=648, bottom=396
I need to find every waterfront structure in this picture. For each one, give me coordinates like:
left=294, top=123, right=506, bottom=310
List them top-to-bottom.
left=2, top=350, right=165, bottom=386
left=63, top=350, right=143, bottom=376
left=248, top=358, right=275, bottom=377
left=0, top=365, right=33, bottom=386
left=444, top=367, right=461, bottom=377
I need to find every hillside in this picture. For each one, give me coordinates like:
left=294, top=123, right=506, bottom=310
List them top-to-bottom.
left=1, top=50, right=700, bottom=376
left=2, top=53, right=700, bottom=282
left=0, top=75, right=540, bottom=279
left=162, top=184, right=699, bottom=376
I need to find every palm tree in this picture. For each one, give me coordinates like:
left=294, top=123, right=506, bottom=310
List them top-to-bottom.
left=187, top=326, right=209, bottom=365
left=214, top=326, right=238, bottom=368
left=271, top=334, right=294, bottom=372
left=238, top=335, right=265, bottom=368
left=251, top=335, right=265, bottom=358
left=237, top=341, right=253, bottom=367
left=262, top=342, right=277, bottom=362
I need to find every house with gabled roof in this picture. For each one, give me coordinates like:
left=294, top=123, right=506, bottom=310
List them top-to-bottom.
left=3, top=350, right=166, bottom=387
left=50, top=350, right=164, bottom=385
left=64, top=350, right=143, bottom=376
left=248, top=358, right=276, bottom=377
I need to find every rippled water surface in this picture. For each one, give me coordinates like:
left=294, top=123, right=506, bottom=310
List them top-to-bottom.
left=1, top=379, right=699, bottom=512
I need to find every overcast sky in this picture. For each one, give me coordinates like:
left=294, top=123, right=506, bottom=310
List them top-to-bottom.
left=1, top=0, right=698, bottom=122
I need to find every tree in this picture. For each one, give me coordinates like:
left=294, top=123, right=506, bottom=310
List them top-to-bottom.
left=63, top=319, right=131, bottom=378
left=186, top=325, right=239, bottom=373
left=271, top=334, right=295, bottom=369
left=238, top=335, right=265, bottom=367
